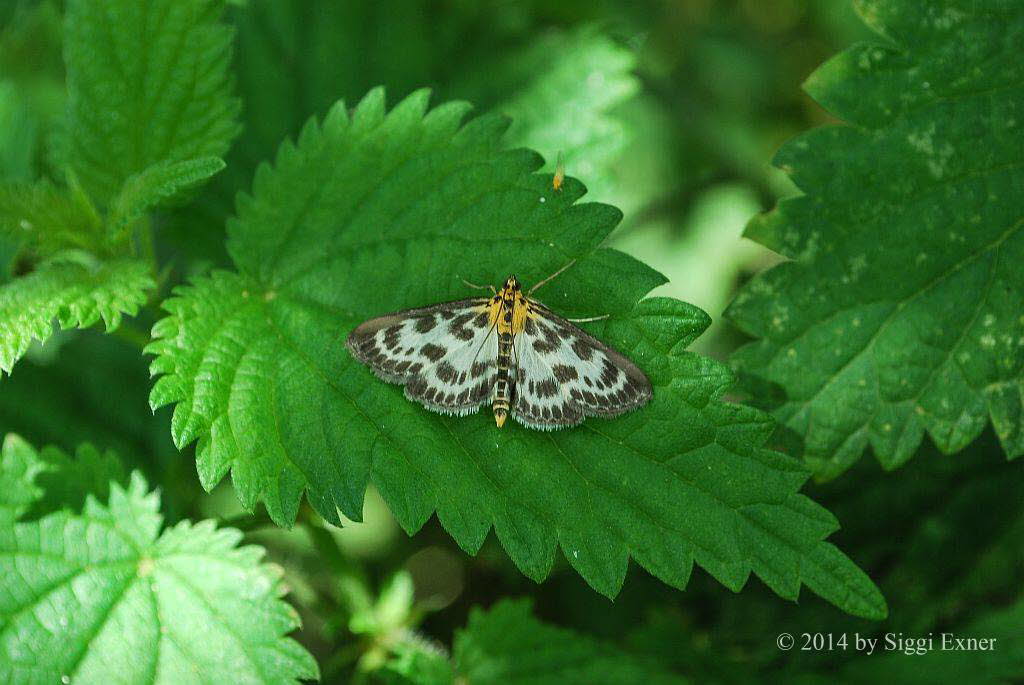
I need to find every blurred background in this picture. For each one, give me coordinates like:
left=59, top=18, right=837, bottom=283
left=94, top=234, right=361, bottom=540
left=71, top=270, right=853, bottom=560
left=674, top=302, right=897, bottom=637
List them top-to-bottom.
left=4, top=1, right=1022, bottom=682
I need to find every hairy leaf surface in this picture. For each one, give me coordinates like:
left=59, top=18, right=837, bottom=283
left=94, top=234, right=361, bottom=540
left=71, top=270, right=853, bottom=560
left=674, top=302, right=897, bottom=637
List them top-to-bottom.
left=63, top=0, right=239, bottom=205
left=727, top=0, right=1024, bottom=478
left=148, top=88, right=884, bottom=617
left=0, top=259, right=153, bottom=373
left=0, top=437, right=317, bottom=684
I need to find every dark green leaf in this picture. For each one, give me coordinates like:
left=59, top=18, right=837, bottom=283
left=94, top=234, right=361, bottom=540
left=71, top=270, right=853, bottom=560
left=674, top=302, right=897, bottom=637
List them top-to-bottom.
left=63, top=0, right=240, bottom=205
left=727, top=0, right=1024, bottom=478
left=147, top=88, right=884, bottom=617
left=108, top=156, right=226, bottom=236
left=0, top=178, right=104, bottom=256
left=25, top=441, right=128, bottom=519
left=453, top=599, right=685, bottom=684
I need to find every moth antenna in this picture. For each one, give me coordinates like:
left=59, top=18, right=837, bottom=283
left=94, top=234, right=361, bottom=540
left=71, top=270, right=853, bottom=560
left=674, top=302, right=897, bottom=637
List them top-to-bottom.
left=528, top=258, right=577, bottom=295
left=459, top=276, right=496, bottom=294
left=565, top=314, right=610, bottom=323
left=470, top=316, right=499, bottom=369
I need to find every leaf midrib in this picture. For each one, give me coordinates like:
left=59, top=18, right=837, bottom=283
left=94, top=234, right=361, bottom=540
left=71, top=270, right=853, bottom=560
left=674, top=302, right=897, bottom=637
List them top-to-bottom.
left=779, top=215, right=1022, bottom=417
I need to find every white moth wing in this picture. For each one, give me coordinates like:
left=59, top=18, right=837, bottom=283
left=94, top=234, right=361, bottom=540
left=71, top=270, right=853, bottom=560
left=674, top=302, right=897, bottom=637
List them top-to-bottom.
left=346, top=298, right=498, bottom=416
left=512, top=305, right=652, bottom=430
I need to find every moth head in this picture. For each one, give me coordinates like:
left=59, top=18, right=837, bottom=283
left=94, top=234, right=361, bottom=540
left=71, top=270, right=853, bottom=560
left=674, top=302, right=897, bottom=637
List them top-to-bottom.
left=504, top=275, right=520, bottom=292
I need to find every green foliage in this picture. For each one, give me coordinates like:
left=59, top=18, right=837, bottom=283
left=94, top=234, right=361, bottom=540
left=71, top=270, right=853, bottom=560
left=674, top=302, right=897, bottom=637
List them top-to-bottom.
left=0, top=0, right=240, bottom=376
left=6, top=0, right=1022, bottom=680
left=63, top=0, right=240, bottom=205
left=727, top=0, right=1024, bottom=478
left=170, top=1, right=644, bottom=258
left=458, top=27, right=639, bottom=203
left=0, top=80, right=43, bottom=182
left=147, top=88, right=884, bottom=617
left=108, top=156, right=226, bottom=237
left=0, top=177, right=103, bottom=257
left=0, top=258, right=152, bottom=373
left=0, top=434, right=44, bottom=522
left=0, top=435, right=317, bottom=684
left=26, top=441, right=128, bottom=519
left=378, top=598, right=691, bottom=685
left=451, top=599, right=685, bottom=685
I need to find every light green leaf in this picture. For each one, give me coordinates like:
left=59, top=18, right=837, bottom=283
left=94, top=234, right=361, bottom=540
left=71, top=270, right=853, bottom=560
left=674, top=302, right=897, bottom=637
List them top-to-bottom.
left=63, top=0, right=240, bottom=205
left=727, top=0, right=1024, bottom=478
left=465, top=27, right=639, bottom=204
left=148, top=88, right=885, bottom=617
left=108, top=156, right=226, bottom=236
left=0, top=258, right=153, bottom=373
left=0, top=434, right=45, bottom=522
left=0, top=442, right=318, bottom=684
left=453, top=599, right=685, bottom=685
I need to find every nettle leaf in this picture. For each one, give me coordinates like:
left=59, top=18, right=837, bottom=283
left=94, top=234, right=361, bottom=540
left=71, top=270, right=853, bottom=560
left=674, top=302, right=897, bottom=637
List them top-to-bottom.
left=63, top=0, right=240, bottom=205
left=727, top=0, right=1024, bottom=478
left=460, top=27, right=639, bottom=203
left=148, top=88, right=885, bottom=617
left=108, top=156, right=227, bottom=236
left=0, top=179, right=104, bottom=256
left=0, top=258, right=153, bottom=373
left=0, top=434, right=45, bottom=522
left=0, top=437, right=318, bottom=684
left=26, top=442, right=128, bottom=519
left=452, top=599, right=683, bottom=685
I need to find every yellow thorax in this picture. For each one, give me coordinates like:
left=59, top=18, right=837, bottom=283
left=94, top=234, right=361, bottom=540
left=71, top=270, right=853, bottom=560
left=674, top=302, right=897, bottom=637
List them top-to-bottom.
left=487, top=275, right=533, bottom=334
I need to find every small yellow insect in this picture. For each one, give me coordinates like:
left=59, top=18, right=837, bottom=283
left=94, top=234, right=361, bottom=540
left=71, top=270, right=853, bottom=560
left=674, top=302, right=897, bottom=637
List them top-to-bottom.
left=552, top=151, right=565, bottom=192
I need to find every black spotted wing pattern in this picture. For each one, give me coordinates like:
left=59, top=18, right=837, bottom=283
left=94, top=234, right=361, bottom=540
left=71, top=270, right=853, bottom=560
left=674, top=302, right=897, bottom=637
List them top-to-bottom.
left=346, top=299, right=498, bottom=416
left=511, top=304, right=652, bottom=430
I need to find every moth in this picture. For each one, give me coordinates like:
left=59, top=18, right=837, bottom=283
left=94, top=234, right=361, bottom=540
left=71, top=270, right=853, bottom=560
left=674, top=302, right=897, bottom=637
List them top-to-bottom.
left=345, top=262, right=652, bottom=430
